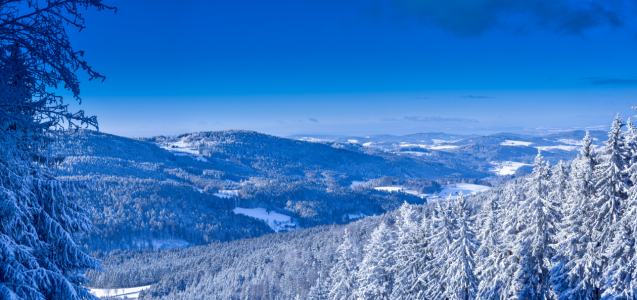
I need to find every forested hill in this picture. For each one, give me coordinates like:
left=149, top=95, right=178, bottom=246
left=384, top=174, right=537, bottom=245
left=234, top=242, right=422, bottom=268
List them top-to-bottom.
left=86, top=116, right=637, bottom=300
left=54, top=130, right=481, bottom=252
left=141, top=130, right=486, bottom=179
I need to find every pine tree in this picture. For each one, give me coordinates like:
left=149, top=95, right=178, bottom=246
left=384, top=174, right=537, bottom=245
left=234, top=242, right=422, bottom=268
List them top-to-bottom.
left=1, top=2, right=114, bottom=299
left=601, top=112, right=637, bottom=300
left=593, top=114, right=629, bottom=245
left=551, top=131, right=603, bottom=300
left=515, top=152, right=561, bottom=300
left=551, top=160, right=570, bottom=205
left=446, top=193, right=479, bottom=300
left=476, top=195, right=503, bottom=299
left=424, top=198, right=457, bottom=299
left=390, top=203, right=430, bottom=300
left=355, top=223, right=396, bottom=300
left=328, top=229, right=357, bottom=300
left=308, top=275, right=329, bottom=300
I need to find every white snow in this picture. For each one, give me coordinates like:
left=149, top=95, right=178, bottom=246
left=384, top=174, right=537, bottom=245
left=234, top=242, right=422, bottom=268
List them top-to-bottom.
left=348, top=139, right=359, bottom=143
left=432, top=139, right=459, bottom=144
left=159, top=140, right=209, bottom=162
left=501, top=140, right=533, bottom=146
left=363, top=142, right=373, bottom=147
left=399, top=143, right=428, bottom=148
left=429, top=145, right=459, bottom=150
left=535, top=145, right=579, bottom=151
left=400, top=151, right=430, bottom=156
left=489, top=161, right=532, bottom=176
left=350, top=181, right=365, bottom=188
left=436, top=183, right=491, bottom=199
left=374, top=186, right=426, bottom=198
left=374, top=186, right=404, bottom=192
left=214, top=190, right=239, bottom=198
left=233, top=207, right=296, bottom=232
left=346, top=212, right=367, bottom=219
left=88, top=285, right=152, bottom=299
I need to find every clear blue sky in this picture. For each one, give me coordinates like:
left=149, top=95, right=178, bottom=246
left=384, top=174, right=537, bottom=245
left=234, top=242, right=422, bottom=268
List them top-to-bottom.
left=66, top=0, right=637, bottom=137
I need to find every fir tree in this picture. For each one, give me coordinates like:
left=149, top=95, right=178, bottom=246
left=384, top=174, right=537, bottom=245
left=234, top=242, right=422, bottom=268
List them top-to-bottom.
left=551, top=131, right=603, bottom=300
left=515, top=152, right=561, bottom=300
left=446, top=194, right=479, bottom=300
left=424, top=198, right=457, bottom=299
left=391, top=203, right=430, bottom=300
left=355, top=223, right=395, bottom=300
left=328, top=229, right=357, bottom=300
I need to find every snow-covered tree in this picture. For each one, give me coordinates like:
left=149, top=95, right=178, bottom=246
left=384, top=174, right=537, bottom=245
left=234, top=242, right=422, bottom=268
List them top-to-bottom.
left=0, top=1, right=114, bottom=299
left=601, top=111, right=637, bottom=300
left=593, top=114, right=629, bottom=244
left=550, top=131, right=604, bottom=300
left=515, top=152, right=561, bottom=300
left=551, top=160, right=570, bottom=205
left=445, top=193, right=479, bottom=300
left=475, top=195, right=503, bottom=299
left=423, top=198, right=457, bottom=299
left=390, top=202, right=430, bottom=300
left=355, top=223, right=395, bottom=300
left=328, top=229, right=357, bottom=300
left=308, top=275, right=329, bottom=300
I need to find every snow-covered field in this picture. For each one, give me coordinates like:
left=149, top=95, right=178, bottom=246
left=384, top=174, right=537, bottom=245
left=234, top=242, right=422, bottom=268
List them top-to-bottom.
left=159, top=140, right=208, bottom=162
left=501, top=140, right=533, bottom=146
left=429, top=145, right=459, bottom=150
left=535, top=145, right=579, bottom=151
left=489, top=161, right=532, bottom=175
left=350, top=181, right=365, bottom=188
left=436, top=183, right=491, bottom=199
left=374, top=186, right=426, bottom=198
left=374, top=186, right=404, bottom=192
left=214, top=190, right=239, bottom=198
left=233, top=207, right=296, bottom=232
left=346, top=212, right=367, bottom=219
left=88, top=285, right=152, bottom=299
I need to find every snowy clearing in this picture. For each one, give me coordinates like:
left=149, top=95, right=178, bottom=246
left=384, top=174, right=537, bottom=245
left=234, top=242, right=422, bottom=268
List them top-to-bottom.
left=348, top=139, right=359, bottom=143
left=159, top=140, right=209, bottom=162
left=501, top=140, right=533, bottom=146
left=363, top=142, right=373, bottom=147
left=399, top=143, right=427, bottom=148
left=429, top=145, right=459, bottom=150
left=536, top=145, right=579, bottom=151
left=400, top=151, right=429, bottom=156
left=489, top=161, right=532, bottom=175
left=350, top=181, right=365, bottom=188
left=437, top=183, right=491, bottom=199
left=374, top=186, right=426, bottom=198
left=374, top=186, right=404, bottom=192
left=214, top=190, right=239, bottom=198
left=233, top=207, right=296, bottom=232
left=346, top=212, right=367, bottom=219
left=89, top=285, right=152, bottom=299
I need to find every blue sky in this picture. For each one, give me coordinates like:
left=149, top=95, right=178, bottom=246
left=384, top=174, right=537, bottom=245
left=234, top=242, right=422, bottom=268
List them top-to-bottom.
left=66, top=0, right=637, bottom=137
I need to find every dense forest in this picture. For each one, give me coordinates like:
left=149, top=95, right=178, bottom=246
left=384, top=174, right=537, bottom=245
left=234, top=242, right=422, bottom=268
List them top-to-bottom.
left=88, top=114, right=637, bottom=299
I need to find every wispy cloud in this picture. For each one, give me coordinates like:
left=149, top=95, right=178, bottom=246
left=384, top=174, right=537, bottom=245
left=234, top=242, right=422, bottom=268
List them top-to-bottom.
left=584, top=77, right=637, bottom=85
left=461, top=95, right=494, bottom=99
left=404, top=116, right=478, bottom=123
left=382, top=117, right=399, bottom=122
left=308, top=118, right=319, bottom=123
left=198, top=121, right=208, bottom=125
